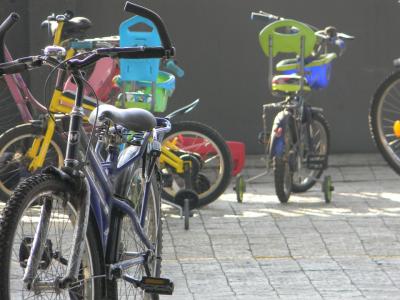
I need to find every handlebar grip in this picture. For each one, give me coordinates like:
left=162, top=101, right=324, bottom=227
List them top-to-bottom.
left=124, top=2, right=173, bottom=53
left=251, top=12, right=280, bottom=23
left=0, top=13, right=20, bottom=37
left=165, top=60, right=184, bottom=78
left=0, top=61, right=28, bottom=76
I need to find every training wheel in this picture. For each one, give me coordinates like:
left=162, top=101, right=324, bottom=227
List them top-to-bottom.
left=235, top=175, right=246, bottom=203
left=322, top=175, right=334, bottom=203
left=174, top=189, right=199, bottom=230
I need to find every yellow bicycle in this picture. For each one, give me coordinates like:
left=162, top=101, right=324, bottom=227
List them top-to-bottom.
left=0, top=12, right=232, bottom=206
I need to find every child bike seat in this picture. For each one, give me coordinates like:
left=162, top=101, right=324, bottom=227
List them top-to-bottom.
left=41, top=17, right=92, bottom=40
left=276, top=53, right=337, bottom=72
left=276, top=53, right=337, bottom=90
left=272, top=74, right=311, bottom=93
left=89, top=104, right=157, bottom=132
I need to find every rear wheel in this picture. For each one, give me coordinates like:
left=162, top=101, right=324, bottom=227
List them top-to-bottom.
left=369, top=71, right=400, bottom=174
left=292, top=113, right=330, bottom=193
left=161, top=121, right=232, bottom=207
left=0, top=123, right=64, bottom=202
left=111, top=167, right=162, bottom=300
left=0, top=174, right=104, bottom=299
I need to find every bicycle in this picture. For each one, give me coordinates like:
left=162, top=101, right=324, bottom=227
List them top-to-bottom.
left=0, top=2, right=175, bottom=299
left=0, top=11, right=119, bottom=200
left=240, top=11, right=354, bottom=203
left=0, top=12, right=232, bottom=207
left=369, top=57, right=400, bottom=174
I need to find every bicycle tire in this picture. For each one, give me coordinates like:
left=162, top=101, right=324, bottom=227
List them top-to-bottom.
left=369, top=70, right=400, bottom=175
left=292, top=112, right=330, bottom=193
left=273, top=119, right=293, bottom=203
left=161, top=121, right=232, bottom=208
left=0, top=123, right=65, bottom=202
left=110, top=166, right=162, bottom=300
left=0, top=173, right=104, bottom=299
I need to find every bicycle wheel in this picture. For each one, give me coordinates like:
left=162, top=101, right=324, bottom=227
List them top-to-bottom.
left=369, top=71, right=400, bottom=174
left=292, top=113, right=330, bottom=193
left=273, top=120, right=294, bottom=203
left=161, top=121, right=232, bottom=208
left=0, top=123, right=64, bottom=201
left=111, top=167, right=162, bottom=300
left=0, top=173, right=104, bottom=299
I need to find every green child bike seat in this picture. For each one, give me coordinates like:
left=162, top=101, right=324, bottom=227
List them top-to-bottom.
left=259, top=19, right=316, bottom=58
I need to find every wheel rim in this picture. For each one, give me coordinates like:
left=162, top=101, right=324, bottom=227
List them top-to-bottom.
left=375, top=78, right=400, bottom=167
left=293, top=119, right=328, bottom=186
left=162, top=131, right=225, bottom=200
left=0, top=134, right=63, bottom=195
left=117, top=168, right=159, bottom=299
left=8, top=192, right=94, bottom=299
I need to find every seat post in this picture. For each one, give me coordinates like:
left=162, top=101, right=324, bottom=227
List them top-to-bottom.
left=268, top=35, right=274, bottom=91
left=299, top=35, right=305, bottom=93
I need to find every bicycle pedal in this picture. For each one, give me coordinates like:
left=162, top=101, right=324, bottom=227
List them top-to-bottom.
left=307, top=155, right=327, bottom=170
left=124, top=275, right=174, bottom=295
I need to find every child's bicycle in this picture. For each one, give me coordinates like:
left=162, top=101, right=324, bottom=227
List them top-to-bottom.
left=0, top=2, right=175, bottom=299
left=0, top=11, right=232, bottom=213
left=236, top=11, right=354, bottom=204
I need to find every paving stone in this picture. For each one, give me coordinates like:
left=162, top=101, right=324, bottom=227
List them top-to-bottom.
left=160, top=154, right=400, bottom=299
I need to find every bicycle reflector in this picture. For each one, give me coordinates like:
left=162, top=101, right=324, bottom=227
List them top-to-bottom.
left=393, top=120, right=400, bottom=138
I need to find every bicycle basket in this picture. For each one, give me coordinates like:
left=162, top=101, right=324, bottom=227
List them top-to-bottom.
left=277, top=53, right=337, bottom=89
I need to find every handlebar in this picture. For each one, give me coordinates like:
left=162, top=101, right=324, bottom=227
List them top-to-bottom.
left=124, top=2, right=174, bottom=54
left=251, top=11, right=281, bottom=24
left=0, top=12, right=20, bottom=63
left=0, top=45, right=171, bottom=76
left=164, top=59, right=184, bottom=77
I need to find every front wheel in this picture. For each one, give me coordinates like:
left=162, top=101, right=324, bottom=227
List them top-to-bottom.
left=369, top=71, right=400, bottom=174
left=273, top=118, right=294, bottom=203
left=161, top=121, right=232, bottom=208
left=0, top=123, right=65, bottom=202
left=0, top=174, right=104, bottom=299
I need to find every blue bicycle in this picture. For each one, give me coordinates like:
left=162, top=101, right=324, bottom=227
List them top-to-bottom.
left=0, top=2, right=174, bottom=299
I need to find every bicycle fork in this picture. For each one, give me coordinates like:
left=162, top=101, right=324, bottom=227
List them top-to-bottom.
left=23, top=74, right=91, bottom=291
left=22, top=174, right=91, bottom=292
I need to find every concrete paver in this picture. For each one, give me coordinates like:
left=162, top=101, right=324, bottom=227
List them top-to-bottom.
left=161, top=154, right=400, bottom=299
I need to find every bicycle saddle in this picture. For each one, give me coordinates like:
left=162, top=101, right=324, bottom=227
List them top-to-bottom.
left=41, top=17, right=92, bottom=40
left=89, top=104, right=157, bottom=132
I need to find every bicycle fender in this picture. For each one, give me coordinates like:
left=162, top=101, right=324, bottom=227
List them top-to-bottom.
left=269, top=111, right=290, bottom=158
left=117, top=144, right=141, bottom=168
left=42, top=165, right=85, bottom=193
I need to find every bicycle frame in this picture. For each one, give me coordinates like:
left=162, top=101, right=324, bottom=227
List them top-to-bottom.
left=23, top=71, right=171, bottom=288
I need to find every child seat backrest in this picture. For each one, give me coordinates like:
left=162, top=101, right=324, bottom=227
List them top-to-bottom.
left=119, top=15, right=161, bottom=82
left=258, top=19, right=316, bottom=58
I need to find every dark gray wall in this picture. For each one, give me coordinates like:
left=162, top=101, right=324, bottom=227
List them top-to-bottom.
left=2, top=0, right=400, bottom=153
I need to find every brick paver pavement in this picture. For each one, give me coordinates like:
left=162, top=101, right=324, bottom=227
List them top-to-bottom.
left=161, top=154, right=400, bottom=299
